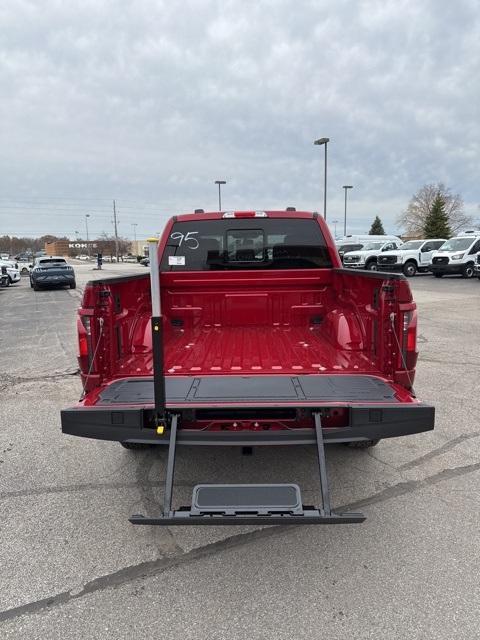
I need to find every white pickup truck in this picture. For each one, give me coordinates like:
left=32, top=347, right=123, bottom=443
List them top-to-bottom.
left=342, top=237, right=402, bottom=271
left=377, top=239, right=447, bottom=277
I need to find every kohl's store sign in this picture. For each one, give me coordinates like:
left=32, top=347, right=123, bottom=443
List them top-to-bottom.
left=69, top=243, right=98, bottom=249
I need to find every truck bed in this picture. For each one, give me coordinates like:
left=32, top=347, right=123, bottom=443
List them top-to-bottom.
left=117, top=325, right=379, bottom=377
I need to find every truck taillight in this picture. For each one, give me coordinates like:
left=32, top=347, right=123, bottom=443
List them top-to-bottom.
left=222, top=211, right=268, bottom=218
left=402, top=310, right=417, bottom=369
left=78, top=316, right=92, bottom=363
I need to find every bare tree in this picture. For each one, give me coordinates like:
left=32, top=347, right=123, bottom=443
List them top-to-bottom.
left=397, top=183, right=472, bottom=235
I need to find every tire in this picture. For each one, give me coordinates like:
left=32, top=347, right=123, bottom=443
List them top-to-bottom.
left=366, top=261, right=378, bottom=271
left=402, top=261, right=417, bottom=277
left=461, top=263, right=474, bottom=279
left=434, top=273, right=443, bottom=278
left=4, top=277, right=10, bottom=287
left=70, top=282, right=76, bottom=289
left=33, top=283, right=40, bottom=291
left=345, top=439, right=380, bottom=449
left=120, top=442, right=153, bottom=450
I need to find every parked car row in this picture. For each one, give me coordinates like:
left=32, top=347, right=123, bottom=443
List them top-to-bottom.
left=336, top=232, right=480, bottom=279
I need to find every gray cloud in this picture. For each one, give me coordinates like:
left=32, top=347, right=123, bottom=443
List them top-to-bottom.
left=0, top=0, right=478, bottom=238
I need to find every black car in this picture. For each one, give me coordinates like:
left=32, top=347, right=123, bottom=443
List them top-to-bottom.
left=30, top=256, right=76, bottom=291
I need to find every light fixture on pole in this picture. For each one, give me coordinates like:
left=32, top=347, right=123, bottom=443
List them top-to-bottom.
left=313, top=138, right=329, bottom=220
left=215, top=180, right=226, bottom=211
left=342, top=186, right=353, bottom=236
left=85, top=214, right=91, bottom=256
left=131, top=223, right=138, bottom=243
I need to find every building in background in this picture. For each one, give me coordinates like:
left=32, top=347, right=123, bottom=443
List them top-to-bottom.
left=45, top=240, right=98, bottom=256
left=129, top=240, right=149, bottom=256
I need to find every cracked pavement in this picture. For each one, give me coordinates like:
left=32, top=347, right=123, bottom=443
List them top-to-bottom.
left=1, top=266, right=479, bottom=639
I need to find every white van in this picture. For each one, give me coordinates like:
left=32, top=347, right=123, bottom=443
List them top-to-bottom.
left=429, top=233, right=480, bottom=278
left=336, top=234, right=400, bottom=246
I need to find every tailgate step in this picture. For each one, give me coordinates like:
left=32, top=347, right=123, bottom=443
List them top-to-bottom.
left=129, top=413, right=366, bottom=526
left=192, top=484, right=302, bottom=515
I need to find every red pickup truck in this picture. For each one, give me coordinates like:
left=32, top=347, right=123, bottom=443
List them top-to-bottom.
left=62, top=210, right=434, bottom=526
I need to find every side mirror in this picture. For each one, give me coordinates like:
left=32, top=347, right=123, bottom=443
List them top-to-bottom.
left=29, top=264, right=33, bottom=268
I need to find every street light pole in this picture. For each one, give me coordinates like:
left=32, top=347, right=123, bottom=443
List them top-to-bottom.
left=314, top=138, right=329, bottom=220
left=215, top=180, right=226, bottom=211
left=342, top=186, right=353, bottom=236
left=85, top=214, right=91, bottom=257
left=332, top=219, right=339, bottom=239
left=131, top=223, right=138, bottom=255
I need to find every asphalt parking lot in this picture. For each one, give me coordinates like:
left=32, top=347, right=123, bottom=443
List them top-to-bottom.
left=1, top=264, right=479, bottom=639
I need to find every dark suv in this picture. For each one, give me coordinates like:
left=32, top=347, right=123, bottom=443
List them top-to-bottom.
left=30, top=257, right=76, bottom=290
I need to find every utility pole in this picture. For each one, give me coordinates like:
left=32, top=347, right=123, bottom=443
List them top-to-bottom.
left=113, top=199, right=119, bottom=262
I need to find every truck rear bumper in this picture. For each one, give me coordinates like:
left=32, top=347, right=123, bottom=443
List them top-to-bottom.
left=61, top=403, right=435, bottom=445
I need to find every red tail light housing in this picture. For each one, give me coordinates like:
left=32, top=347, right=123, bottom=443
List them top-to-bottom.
left=401, top=309, right=417, bottom=370
left=77, top=315, right=93, bottom=370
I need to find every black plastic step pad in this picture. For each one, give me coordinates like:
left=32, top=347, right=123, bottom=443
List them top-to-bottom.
left=192, top=484, right=303, bottom=514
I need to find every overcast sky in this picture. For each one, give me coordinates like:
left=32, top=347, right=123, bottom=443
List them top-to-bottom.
left=1, top=0, right=479, bottom=240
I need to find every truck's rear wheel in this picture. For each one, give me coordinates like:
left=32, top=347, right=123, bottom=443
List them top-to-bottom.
left=403, top=261, right=417, bottom=277
left=345, top=439, right=380, bottom=449
left=120, top=442, right=153, bottom=450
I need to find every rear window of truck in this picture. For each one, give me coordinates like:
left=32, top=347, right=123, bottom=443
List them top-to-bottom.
left=161, top=219, right=332, bottom=271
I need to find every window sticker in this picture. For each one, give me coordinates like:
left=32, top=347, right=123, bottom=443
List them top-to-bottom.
left=168, top=256, right=186, bottom=266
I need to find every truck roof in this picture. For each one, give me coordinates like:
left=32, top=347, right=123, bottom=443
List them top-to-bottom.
left=172, top=210, right=318, bottom=222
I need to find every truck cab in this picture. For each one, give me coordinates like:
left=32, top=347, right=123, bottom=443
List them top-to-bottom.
left=429, top=233, right=480, bottom=278
left=342, top=237, right=402, bottom=271
left=377, top=239, right=446, bottom=277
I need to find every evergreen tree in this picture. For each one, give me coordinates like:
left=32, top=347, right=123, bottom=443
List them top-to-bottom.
left=423, top=194, right=452, bottom=238
left=369, top=216, right=385, bottom=235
